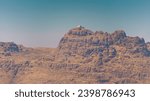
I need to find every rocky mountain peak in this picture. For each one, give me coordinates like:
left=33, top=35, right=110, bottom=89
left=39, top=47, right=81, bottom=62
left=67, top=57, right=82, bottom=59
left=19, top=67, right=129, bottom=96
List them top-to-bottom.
left=57, top=27, right=150, bottom=66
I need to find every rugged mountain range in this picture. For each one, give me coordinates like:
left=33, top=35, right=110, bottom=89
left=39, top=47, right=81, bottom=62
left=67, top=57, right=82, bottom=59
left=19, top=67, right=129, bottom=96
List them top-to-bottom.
left=0, top=26, right=150, bottom=83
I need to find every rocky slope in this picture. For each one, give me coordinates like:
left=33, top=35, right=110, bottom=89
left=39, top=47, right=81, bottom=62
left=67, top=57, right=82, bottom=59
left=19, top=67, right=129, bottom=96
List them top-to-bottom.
left=0, top=26, right=150, bottom=84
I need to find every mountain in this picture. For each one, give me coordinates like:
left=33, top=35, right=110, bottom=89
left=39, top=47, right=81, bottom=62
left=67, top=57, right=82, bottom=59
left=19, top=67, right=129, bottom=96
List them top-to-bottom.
left=0, top=26, right=150, bottom=84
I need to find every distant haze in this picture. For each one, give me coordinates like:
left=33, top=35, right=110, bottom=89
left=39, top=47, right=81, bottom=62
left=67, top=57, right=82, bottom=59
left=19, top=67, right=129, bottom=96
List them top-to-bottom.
left=0, top=0, right=150, bottom=47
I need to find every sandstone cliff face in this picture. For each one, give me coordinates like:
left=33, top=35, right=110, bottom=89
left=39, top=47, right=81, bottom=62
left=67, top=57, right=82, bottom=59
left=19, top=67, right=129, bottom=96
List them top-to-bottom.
left=0, top=26, right=150, bottom=84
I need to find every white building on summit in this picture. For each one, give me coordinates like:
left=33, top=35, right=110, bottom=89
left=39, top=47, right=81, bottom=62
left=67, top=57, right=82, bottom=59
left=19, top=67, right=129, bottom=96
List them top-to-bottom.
left=67, top=25, right=93, bottom=36
left=76, top=25, right=84, bottom=29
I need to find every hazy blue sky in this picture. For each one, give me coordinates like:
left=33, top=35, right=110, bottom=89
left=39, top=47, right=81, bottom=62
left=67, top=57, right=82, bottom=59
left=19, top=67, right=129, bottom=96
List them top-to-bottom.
left=0, top=0, right=150, bottom=47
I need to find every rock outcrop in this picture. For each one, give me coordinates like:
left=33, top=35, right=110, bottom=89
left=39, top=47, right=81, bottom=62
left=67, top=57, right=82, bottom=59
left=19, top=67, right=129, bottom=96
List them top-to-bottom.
left=57, top=26, right=150, bottom=67
left=0, top=42, right=22, bottom=57
left=0, top=42, right=20, bottom=53
left=147, top=42, right=150, bottom=51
